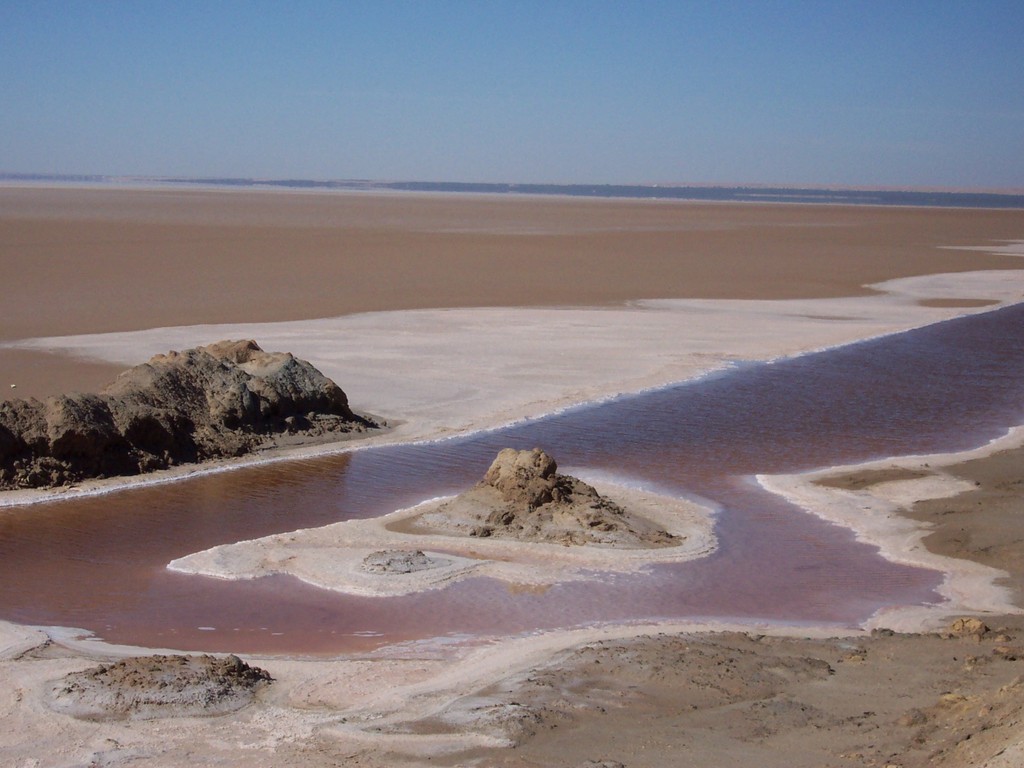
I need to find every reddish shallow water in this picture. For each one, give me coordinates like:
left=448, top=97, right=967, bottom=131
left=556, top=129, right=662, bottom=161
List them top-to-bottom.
left=1, top=304, right=1023, bottom=654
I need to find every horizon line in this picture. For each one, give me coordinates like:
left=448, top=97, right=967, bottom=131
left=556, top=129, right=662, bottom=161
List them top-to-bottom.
left=2, top=172, right=1023, bottom=207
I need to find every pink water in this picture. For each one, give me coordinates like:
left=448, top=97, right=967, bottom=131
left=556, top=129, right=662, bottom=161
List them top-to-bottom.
left=1, top=304, right=1022, bottom=653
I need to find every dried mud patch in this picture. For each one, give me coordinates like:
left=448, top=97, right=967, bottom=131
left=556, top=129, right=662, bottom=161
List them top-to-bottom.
left=48, top=654, right=272, bottom=721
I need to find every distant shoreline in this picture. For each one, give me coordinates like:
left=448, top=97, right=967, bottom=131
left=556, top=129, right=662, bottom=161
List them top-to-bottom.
left=3, top=172, right=1023, bottom=208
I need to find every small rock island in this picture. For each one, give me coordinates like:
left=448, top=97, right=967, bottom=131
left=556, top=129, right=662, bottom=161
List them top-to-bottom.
left=0, top=340, right=379, bottom=490
left=168, top=446, right=716, bottom=596
left=408, top=447, right=679, bottom=548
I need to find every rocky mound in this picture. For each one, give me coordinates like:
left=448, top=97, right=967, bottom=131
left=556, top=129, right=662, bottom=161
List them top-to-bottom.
left=0, top=340, right=379, bottom=489
left=416, top=448, right=679, bottom=548
left=49, top=654, right=272, bottom=720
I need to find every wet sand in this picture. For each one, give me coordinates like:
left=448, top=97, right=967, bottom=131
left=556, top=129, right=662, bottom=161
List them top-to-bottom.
left=3, top=186, right=1024, bottom=766
left=0, top=348, right=125, bottom=400
left=795, top=434, right=1024, bottom=621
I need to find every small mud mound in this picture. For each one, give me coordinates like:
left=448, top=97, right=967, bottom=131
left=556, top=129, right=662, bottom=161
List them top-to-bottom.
left=416, top=448, right=679, bottom=548
left=361, top=549, right=440, bottom=574
left=49, top=654, right=272, bottom=720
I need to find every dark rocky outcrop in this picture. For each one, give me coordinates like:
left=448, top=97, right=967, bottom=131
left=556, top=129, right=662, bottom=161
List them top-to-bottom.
left=0, top=340, right=379, bottom=490
left=418, top=448, right=679, bottom=548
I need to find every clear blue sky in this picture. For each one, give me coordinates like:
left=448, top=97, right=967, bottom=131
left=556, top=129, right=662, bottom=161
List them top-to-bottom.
left=2, top=1, right=1022, bottom=188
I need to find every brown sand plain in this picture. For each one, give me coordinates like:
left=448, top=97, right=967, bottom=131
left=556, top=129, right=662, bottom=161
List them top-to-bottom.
left=3, top=185, right=1024, bottom=400
left=2, top=186, right=1024, bottom=766
left=5, top=186, right=1024, bottom=338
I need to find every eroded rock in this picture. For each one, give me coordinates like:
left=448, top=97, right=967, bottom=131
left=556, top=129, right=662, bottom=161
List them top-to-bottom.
left=0, top=340, right=379, bottom=490
left=418, top=448, right=679, bottom=548
left=949, top=617, right=989, bottom=638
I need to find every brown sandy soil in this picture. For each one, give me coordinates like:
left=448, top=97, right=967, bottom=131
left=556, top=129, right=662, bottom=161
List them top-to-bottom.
left=3, top=186, right=1024, bottom=344
left=918, top=298, right=1002, bottom=308
left=0, top=348, right=126, bottom=400
left=902, top=448, right=1024, bottom=612
left=815, top=449, right=1024, bottom=605
left=816, top=466, right=933, bottom=490
left=7, top=619, right=1024, bottom=768
left=429, top=624, right=1024, bottom=768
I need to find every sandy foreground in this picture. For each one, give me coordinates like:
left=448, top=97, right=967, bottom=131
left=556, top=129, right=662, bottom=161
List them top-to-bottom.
left=2, top=188, right=1024, bottom=766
